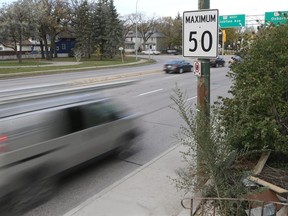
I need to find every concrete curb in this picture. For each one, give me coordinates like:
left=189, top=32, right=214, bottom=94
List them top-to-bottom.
left=63, top=144, right=181, bottom=216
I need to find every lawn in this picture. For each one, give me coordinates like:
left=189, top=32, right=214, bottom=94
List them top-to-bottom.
left=0, top=56, right=152, bottom=75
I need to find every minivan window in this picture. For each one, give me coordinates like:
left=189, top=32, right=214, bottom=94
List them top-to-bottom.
left=66, top=101, right=122, bottom=133
left=83, top=102, right=119, bottom=128
left=67, top=106, right=85, bottom=133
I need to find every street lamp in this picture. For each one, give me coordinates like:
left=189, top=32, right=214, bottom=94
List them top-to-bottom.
left=135, top=0, right=139, bottom=60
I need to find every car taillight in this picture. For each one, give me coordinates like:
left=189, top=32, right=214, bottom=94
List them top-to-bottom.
left=0, top=135, right=7, bottom=152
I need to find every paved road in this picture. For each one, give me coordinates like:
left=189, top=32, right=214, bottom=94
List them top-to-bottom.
left=1, top=55, right=232, bottom=216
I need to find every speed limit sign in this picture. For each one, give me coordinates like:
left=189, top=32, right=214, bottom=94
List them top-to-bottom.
left=183, top=9, right=219, bottom=57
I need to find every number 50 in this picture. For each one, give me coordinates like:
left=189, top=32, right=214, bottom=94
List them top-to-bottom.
left=189, top=31, right=213, bottom=52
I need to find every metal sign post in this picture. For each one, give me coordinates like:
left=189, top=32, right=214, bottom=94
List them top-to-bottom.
left=183, top=8, right=218, bottom=115
left=119, top=47, right=124, bottom=63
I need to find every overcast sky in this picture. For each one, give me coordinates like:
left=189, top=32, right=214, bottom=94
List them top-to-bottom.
left=1, top=0, right=288, bottom=18
left=114, top=0, right=288, bottom=17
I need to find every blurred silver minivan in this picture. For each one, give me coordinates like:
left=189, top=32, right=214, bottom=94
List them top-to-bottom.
left=0, top=85, right=140, bottom=212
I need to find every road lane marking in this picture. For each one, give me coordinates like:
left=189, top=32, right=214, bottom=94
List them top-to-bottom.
left=164, top=75, right=180, bottom=79
left=138, top=89, right=163, bottom=96
left=186, top=96, right=197, bottom=101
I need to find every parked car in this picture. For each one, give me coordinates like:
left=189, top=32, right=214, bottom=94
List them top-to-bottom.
left=141, top=49, right=161, bottom=55
left=166, top=49, right=181, bottom=55
left=229, top=55, right=243, bottom=64
left=210, top=56, right=225, bottom=67
left=163, top=59, right=193, bottom=74
left=0, top=85, right=140, bottom=213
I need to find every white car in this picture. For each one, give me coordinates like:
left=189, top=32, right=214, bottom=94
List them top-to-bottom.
left=141, top=49, right=161, bottom=55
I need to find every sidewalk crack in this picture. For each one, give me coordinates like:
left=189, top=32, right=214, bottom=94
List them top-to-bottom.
left=119, top=159, right=143, bottom=166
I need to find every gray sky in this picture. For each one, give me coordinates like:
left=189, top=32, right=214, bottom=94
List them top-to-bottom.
left=1, top=0, right=288, bottom=18
left=115, top=0, right=288, bottom=17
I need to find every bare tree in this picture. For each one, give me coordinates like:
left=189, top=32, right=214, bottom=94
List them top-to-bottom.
left=136, top=12, right=158, bottom=50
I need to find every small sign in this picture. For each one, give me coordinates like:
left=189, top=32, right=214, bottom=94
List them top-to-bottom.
left=194, top=61, right=201, bottom=76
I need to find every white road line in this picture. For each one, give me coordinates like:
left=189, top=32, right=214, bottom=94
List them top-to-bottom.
left=164, top=75, right=180, bottom=79
left=138, top=89, right=163, bottom=96
left=186, top=96, right=197, bottom=101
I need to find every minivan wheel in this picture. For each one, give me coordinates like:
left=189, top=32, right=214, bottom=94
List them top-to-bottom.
left=179, top=68, right=183, bottom=74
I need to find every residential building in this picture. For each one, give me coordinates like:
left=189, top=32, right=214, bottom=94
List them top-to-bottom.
left=124, top=30, right=164, bottom=53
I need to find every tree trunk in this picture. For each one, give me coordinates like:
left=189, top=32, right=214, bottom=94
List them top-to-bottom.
left=40, top=26, right=51, bottom=60
left=18, top=33, right=23, bottom=63
left=50, top=34, right=58, bottom=59
left=43, top=35, right=51, bottom=60
left=40, top=40, right=45, bottom=59
left=13, top=41, right=18, bottom=62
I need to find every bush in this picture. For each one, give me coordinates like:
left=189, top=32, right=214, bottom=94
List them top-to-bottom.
left=219, top=22, right=288, bottom=153
left=171, top=86, right=249, bottom=200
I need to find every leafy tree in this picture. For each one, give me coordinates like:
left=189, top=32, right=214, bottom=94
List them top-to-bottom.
left=0, top=0, right=39, bottom=63
left=36, top=0, right=70, bottom=60
left=47, top=0, right=70, bottom=59
left=71, top=0, right=93, bottom=58
left=92, top=0, right=122, bottom=59
left=92, top=0, right=108, bottom=60
left=104, top=0, right=123, bottom=58
left=173, top=13, right=182, bottom=49
left=157, top=16, right=175, bottom=50
left=218, top=22, right=288, bottom=153
left=223, top=28, right=239, bottom=50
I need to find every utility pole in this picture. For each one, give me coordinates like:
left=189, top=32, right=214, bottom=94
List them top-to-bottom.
left=135, top=0, right=139, bottom=61
left=198, top=0, right=210, bottom=115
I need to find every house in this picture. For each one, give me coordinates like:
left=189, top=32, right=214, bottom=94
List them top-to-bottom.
left=124, top=30, right=165, bottom=54
left=55, top=31, right=76, bottom=56
left=0, top=40, right=33, bottom=52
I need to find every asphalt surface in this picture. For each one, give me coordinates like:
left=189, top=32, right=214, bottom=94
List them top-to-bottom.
left=0, top=55, right=233, bottom=216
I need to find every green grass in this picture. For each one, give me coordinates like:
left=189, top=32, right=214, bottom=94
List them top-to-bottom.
left=0, top=56, right=153, bottom=75
left=0, top=60, right=50, bottom=66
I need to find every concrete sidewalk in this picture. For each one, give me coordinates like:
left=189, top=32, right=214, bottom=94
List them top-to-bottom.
left=63, top=144, right=191, bottom=216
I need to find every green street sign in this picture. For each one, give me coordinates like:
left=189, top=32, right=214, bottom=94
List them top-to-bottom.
left=265, top=11, right=288, bottom=25
left=219, top=14, right=245, bottom=28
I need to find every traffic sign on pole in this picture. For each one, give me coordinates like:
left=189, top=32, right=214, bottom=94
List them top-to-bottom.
left=183, top=9, right=219, bottom=58
left=265, top=11, right=288, bottom=25
left=219, top=14, right=245, bottom=28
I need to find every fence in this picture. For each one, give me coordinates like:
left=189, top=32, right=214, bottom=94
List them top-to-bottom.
left=181, top=197, right=288, bottom=216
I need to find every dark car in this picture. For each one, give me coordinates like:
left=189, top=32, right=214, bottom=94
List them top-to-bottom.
left=166, top=49, right=181, bottom=55
left=210, top=56, right=225, bottom=67
left=163, top=59, right=193, bottom=74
